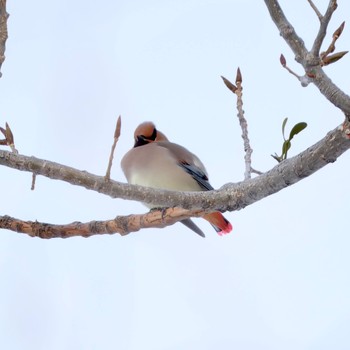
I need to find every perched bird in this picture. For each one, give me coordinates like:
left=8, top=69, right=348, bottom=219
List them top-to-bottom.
left=121, top=121, right=232, bottom=237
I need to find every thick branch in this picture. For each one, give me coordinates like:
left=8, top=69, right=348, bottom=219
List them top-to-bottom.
left=0, top=0, right=8, bottom=77
left=1, top=125, right=349, bottom=215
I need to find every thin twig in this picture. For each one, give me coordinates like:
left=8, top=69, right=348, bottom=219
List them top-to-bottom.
left=307, top=0, right=323, bottom=21
left=280, top=54, right=311, bottom=86
left=235, top=69, right=253, bottom=180
left=222, top=70, right=260, bottom=179
left=105, top=115, right=121, bottom=181
left=251, top=168, right=263, bottom=176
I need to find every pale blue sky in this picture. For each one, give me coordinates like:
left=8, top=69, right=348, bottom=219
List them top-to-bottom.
left=1, top=1, right=350, bottom=349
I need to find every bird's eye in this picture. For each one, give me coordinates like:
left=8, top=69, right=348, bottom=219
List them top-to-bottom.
left=150, top=127, right=157, bottom=141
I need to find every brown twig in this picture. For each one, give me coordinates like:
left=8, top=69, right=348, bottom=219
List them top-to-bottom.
left=0, top=0, right=9, bottom=78
left=320, top=21, right=345, bottom=60
left=280, top=54, right=311, bottom=86
left=105, top=115, right=121, bottom=181
left=0, top=207, right=205, bottom=238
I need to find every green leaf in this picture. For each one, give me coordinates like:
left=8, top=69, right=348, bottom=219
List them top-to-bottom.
left=282, top=117, right=288, bottom=141
left=289, top=122, right=307, bottom=140
left=282, top=140, right=291, bottom=159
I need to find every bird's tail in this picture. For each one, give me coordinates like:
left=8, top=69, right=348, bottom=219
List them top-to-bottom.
left=203, top=212, right=232, bottom=236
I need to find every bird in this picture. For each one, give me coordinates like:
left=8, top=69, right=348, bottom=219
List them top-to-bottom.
left=121, top=121, right=232, bottom=237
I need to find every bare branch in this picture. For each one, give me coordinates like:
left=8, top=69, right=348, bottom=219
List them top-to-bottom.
left=0, top=0, right=9, bottom=77
left=264, top=0, right=350, bottom=115
left=311, top=0, right=338, bottom=57
left=280, top=54, right=311, bottom=87
left=311, top=67, right=350, bottom=114
left=235, top=68, right=254, bottom=180
left=222, top=69, right=258, bottom=179
left=105, top=115, right=121, bottom=181
left=1, top=124, right=349, bottom=216
left=251, top=168, right=263, bottom=176
left=0, top=207, right=205, bottom=238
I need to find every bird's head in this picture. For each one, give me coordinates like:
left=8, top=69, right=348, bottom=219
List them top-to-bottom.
left=134, top=121, right=168, bottom=147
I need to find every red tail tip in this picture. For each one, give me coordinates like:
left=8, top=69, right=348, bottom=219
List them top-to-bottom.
left=218, top=222, right=233, bottom=236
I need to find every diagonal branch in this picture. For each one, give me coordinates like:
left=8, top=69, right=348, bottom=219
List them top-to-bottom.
left=0, top=0, right=8, bottom=78
left=264, top=0, right=308, bottom=64
left=1, top=124, right=349, bottom=216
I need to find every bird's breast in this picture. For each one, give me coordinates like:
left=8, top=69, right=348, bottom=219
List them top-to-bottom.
left=121, top=144, right=202, bottom=192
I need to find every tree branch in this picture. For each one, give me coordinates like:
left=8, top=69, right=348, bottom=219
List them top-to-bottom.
left=0, top=0, right=8, bottom=78
left=264, top=0, right=350, bottom=115
left=264, top=0, right=308, bottom=63
left=307, top=0, right=323, bottom=21
left=1, top=1, right=350, bottom=238
left=222, top=69, right=256, bottom=180
left=105, top=115, right=121, bottom=181
left=1, top=124, right=349, bottom=219
left=0, top=207, right=205, bottom=238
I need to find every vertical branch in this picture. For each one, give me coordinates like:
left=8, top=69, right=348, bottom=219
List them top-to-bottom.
left=0, top=0, right=9, bottom=77
left=221, top=69, right=261, bottom=179
left=235, top=69, right=253, bottom=180
left=105, top=115, right=121, bottom=180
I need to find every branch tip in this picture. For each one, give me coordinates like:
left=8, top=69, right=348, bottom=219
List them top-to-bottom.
left=236, top=67, right=242, bottom=84
left=105, top=115, right=122, bottom=181
left=114, top=115, right=122, bottom=139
